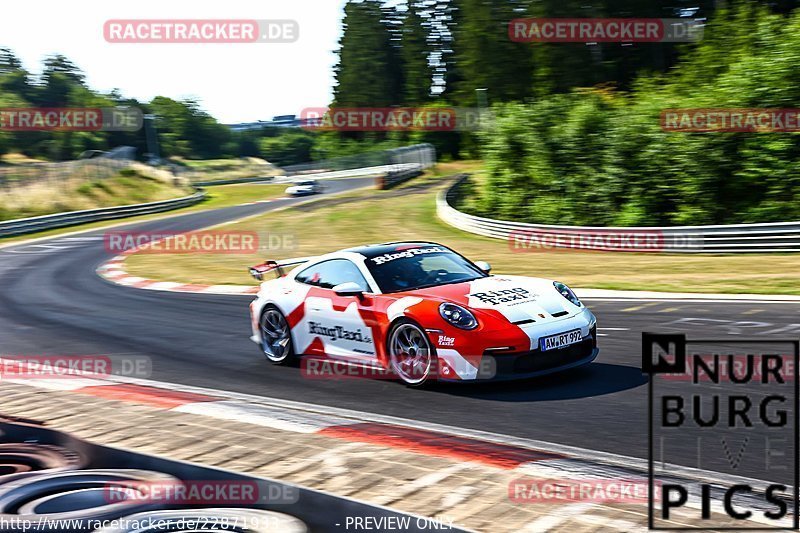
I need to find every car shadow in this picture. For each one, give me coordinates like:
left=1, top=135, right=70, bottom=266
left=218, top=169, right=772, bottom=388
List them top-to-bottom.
left=428, top=362, right=647, bottom=402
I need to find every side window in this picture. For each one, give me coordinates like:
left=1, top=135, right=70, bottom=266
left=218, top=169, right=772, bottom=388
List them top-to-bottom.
left=295, top=259, right=370, bottom=292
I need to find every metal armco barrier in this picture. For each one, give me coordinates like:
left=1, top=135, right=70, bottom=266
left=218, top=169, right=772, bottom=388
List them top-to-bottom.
left=280, top=143, right=436, bottom=176
left=0, top=144, right=438, bottom=239
left=378, top=168, right=424, bottom=190
left=193, top=176, right=275, bottom=187
left=438, top=176, right=800, bottom=253
left=0, top=191, right=206, bottom=238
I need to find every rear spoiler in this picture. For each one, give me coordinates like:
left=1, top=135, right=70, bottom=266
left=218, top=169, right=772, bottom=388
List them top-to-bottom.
left=249, top=256, right=316, bottom=281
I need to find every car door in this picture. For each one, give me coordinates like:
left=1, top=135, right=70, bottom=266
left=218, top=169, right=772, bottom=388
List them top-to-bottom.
left=294, top=259, right=378, bottom=361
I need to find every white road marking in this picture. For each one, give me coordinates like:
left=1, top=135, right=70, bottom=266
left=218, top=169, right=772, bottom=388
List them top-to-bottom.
left=5, top=243, right=80, bottom=254
left=622, top=302, right=659, bottom=312
left=1, top=377, right=110, bottom=391
left=173, top=400, right=350, bottom=434
left=391, top=463, right=472, bottom=501
left=521, top=502, right=596, bottom=532
left=573, top=513, right=643, bottom=531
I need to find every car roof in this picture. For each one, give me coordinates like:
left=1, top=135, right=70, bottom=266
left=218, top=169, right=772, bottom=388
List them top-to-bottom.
left=342, top=241, right=447, bottom=259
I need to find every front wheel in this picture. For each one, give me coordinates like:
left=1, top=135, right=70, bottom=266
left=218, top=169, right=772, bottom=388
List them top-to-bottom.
left=259, top=305, right=295, bottom=365
left=388, top=320, right=437, bottom=387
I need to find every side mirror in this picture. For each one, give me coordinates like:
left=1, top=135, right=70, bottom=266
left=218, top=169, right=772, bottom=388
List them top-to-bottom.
left=475, top=261, right=492, bottom=274
left=333, top=282, right=364, bottom=298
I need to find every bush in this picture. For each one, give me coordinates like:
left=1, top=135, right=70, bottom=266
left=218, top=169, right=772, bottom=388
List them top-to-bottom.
left=469, top=4, right=800, bottom=227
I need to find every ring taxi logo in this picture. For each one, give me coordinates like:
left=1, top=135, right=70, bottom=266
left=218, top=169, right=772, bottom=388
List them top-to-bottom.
left=469, top=288, right=532, bottom=306
left=643, top=333, right=799, bottom=530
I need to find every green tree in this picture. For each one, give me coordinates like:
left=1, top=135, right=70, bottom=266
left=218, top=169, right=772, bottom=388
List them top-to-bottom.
left=333, top=0, right=402, bottom=107
left=449, top=0, right=535, bottom=105
left=400, top=1, right=434, bottom=104
left=258, top=132, right=315, bottom=166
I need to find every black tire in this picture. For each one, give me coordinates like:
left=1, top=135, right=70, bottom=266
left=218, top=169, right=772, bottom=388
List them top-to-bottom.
left=259, top=305, right=296, bottom=366
left=387, top=319, right=438, bottom=387
left=0, top=444, right=85, bottom=483
left=0, top=469, right=178, bottom=532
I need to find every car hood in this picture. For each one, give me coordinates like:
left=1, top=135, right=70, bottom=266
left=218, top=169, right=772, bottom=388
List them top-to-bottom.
left=400, top=275, right=581, bottom=326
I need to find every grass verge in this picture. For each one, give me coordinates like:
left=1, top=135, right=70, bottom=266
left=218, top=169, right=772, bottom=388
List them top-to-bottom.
left=173, top=157, right=282, bottom=183
left=124, top=163, right=800, bottom=295
left=0, top=168, right=192, bottom=221
left=0, top=181, right=289, bottom=247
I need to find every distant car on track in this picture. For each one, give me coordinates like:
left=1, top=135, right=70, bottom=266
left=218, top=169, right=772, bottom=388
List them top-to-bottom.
left=285, top=179, right=324, bottom=197
left=248, top=242, right=598, bottom=386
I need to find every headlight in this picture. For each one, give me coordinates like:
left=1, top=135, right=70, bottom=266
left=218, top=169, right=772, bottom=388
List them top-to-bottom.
left=554, top=281, right=582, bottom=307
left=439, top=303, right=478, bottom=330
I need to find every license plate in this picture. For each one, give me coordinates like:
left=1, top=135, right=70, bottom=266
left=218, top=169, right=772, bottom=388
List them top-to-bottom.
left=540, top=329, right=583, bottom=351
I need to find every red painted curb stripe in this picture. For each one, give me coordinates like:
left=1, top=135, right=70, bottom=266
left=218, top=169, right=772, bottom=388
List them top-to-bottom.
left=99, top=257, right=260, bottom=294
left=74, top=384, right=220, bottom=409
left=320, top=423, right=565, bottom=469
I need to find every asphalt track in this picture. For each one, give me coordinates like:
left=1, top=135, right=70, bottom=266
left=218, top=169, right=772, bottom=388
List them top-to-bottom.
left=1, top=176, right=799, bottom=482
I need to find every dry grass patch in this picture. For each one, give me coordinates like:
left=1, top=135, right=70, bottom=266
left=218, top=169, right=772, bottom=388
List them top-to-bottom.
left=125, top=169, right=800, bottom=294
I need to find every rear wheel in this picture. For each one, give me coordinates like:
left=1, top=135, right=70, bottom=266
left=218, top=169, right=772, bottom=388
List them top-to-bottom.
left=259, top=305, right=295, bottom=365
left=388, top=320, right=436, bottom=387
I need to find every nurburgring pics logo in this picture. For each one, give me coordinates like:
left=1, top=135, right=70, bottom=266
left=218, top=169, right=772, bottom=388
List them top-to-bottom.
left=509, top=18, right=703, bottom=43
left=104, top=20, right=299, bottom=43
left=0, top=108, right=142, bottom=132
left=662, top=109, right=800, bottom=132
left=643, top=333, right=799, bottom=529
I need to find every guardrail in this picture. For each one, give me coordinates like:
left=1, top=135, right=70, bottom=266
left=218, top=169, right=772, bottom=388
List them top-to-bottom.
left=280, top=143, right=436, bottom=175
left=0, top=144, right=437, bottom=239
left=193, top=176, right=275, bottom=187
left=438, top=176, right=800, bottom=253
left=0, top=190, right=206, bottom=238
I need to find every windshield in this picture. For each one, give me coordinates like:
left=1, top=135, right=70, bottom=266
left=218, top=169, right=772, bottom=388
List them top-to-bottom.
left=364, top=245, right=486, bottom=293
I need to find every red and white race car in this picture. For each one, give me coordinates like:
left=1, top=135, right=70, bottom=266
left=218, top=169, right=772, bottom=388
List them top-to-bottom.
left=249, top=242, right=598, bottom=386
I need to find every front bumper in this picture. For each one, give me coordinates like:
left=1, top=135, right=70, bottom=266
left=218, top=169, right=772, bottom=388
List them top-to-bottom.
left=439, top=326, right=599, bottom=382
